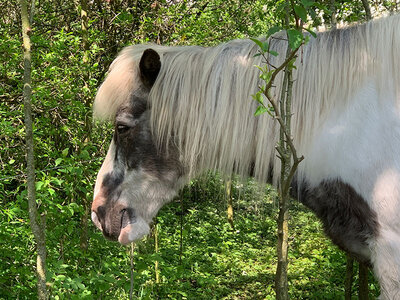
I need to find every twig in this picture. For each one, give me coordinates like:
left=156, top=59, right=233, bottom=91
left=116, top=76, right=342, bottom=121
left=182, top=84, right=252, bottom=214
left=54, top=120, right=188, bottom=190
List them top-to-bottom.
left=130, top=243, right=135, bottom=300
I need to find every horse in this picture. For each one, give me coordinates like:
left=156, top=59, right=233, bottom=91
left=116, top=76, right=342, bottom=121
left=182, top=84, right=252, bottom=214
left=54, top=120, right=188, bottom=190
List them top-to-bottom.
left=91, top=14, right=400, bottom=299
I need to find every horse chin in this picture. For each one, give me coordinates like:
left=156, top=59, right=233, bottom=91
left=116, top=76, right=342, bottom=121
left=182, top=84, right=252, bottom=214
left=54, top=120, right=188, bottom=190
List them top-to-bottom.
left=118, top=217, right=150, bottom=245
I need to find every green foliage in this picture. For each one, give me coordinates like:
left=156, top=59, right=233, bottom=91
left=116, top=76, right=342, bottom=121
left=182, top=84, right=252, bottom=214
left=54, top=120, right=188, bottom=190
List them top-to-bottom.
left=250, top=1, right=320, bottom=120
left=1, top=170, right=381, bottom=298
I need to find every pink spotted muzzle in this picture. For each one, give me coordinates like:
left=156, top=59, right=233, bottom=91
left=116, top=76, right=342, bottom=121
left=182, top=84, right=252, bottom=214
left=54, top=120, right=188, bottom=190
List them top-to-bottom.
left=91, top=198, right=150, bottom=244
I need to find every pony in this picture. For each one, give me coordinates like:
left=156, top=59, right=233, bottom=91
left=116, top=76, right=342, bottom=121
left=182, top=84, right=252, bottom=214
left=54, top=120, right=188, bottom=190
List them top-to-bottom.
left=91, top=14, right=400, bottom=299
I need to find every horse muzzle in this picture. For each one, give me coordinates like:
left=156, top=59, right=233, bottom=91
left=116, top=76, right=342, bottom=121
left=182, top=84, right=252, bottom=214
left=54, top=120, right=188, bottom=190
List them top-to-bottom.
left=91, top=202, right=145, bottom=243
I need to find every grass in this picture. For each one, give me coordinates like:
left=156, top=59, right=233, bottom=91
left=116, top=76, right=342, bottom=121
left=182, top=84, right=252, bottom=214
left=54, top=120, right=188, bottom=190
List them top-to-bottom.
left=1, top=176, right=380, bottom=299
left=111, top=176, right=380, bottom=299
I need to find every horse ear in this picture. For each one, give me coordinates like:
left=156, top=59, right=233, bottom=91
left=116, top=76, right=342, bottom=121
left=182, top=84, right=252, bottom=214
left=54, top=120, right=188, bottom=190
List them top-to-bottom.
left=139, top=49, right=161, bottom=89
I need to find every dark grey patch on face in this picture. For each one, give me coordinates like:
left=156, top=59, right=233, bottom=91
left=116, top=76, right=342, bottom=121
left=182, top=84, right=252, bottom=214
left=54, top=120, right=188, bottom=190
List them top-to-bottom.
left=101, top=93, right=183, bottom=202
left=102, top=171, right=124, bottom=200
left=292, top=179, right=378, bottom=264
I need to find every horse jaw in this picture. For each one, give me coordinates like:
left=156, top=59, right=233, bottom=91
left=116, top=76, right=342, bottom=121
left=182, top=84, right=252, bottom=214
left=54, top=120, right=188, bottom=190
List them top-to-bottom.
left=118, top=217, right=150, bottom=245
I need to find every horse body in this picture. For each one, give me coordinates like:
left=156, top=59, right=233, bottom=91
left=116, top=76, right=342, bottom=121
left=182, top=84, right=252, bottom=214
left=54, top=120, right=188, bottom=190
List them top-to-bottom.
left=92, top=15, right=400, bottom=299
left=303, top=78, right=400, bottom=298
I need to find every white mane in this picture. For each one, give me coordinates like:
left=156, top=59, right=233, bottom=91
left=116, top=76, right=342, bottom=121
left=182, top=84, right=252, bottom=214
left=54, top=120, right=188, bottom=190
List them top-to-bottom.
left=94, top=14, right=400, bottom=184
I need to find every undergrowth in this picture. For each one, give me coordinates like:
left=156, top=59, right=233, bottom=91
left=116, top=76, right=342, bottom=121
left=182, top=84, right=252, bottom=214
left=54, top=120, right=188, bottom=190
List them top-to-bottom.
left=0, top=174, right=379, bottom=299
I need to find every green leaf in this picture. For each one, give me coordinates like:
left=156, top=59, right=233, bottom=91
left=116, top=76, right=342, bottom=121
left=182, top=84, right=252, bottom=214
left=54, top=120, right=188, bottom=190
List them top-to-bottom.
left=301, top=0, right=316, bottom=8
left=314, top=2, right=328, bottom=10
left=294, top=5, right=308, bottom=23
left=267, top=26, right=283, bottom=38
left=304, top=27, right=317, bottom=38
left=287, top=29, right=304, bottom=50
left=250, top=38, right=263, bottom=49
left=250, top=38, right=269, bottom=53
left=261, top=41, right=269, bottom=52
left=269, top=50, right=279, bottom=57
left=288, top=58, right=297, bottom=70
left=254, top=65, right=265, bottom=73
left=260, top=71, right=272, bottom=82
left=252, top=92, right=264, bottom=105
left=254, top=105, right=268, bottom=116
left=62, top=148, right=69, bottom=157
left=80, top=149, right=90, bottom=160
left=55, top=158, right=63, bottom=166
left=51, top=178, right=63, bottom=186
left=36, top=181, right=44, bottom=191
left=48, top=188, right=55, bottom=196
left=68, top=206, right=74, bottom=216
left=67, top=224, right=74, bottom=235
left=76, top=282, right=85, bottom=290
left=175, top=291, right=188, bottom=297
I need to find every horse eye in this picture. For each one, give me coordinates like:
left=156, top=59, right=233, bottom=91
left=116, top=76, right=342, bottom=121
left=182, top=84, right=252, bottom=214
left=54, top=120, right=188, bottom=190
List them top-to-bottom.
left=116, top=124, right=130, bottom=135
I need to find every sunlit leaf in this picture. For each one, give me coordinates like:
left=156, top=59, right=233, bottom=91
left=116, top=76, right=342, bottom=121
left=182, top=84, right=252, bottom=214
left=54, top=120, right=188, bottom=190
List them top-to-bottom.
left=301, top=0, right=316, bottom=8
left=294, top=5, right=308, bottom=23
left=267, top=25, right=283, bottom=38
left=287, top=29, right=304, bottom=50
left=250, top=37, right=263, bottom=49
left=269, top=50, right=279, bottom=57
left=254, top=105, right=268, bottom=116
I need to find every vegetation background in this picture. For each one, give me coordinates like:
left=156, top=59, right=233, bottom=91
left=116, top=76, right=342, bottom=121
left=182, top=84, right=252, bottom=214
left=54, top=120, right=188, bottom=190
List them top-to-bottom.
left=1, top=0, right=398, bottom=298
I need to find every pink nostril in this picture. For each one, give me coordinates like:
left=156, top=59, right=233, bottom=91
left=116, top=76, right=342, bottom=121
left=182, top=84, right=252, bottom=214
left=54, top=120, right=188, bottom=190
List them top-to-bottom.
left=91, top=211, right=102, bottom=231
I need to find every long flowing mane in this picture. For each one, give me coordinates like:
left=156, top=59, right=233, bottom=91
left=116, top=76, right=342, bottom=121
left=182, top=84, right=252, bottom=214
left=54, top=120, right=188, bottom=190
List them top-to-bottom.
left=94, top=14, right=400, bottom=184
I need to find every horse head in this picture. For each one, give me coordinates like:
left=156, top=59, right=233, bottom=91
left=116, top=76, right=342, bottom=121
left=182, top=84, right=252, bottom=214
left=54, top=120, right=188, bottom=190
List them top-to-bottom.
left=91, top=49, right=184, bottom=244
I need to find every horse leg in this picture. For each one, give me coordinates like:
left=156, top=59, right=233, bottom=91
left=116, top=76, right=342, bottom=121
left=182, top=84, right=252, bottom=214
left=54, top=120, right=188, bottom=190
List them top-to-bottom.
left=367, top=168, right=400, bottom=299
left=297, top=179, right=378, bottom=263
left=297, top=179, right=400, bottom=297
left=370, top=226, right=400, bottom=299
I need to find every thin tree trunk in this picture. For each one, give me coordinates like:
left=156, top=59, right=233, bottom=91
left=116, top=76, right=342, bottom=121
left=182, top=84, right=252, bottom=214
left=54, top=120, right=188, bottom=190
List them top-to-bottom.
left=20, top=0, right=47, bottom=298
left=29, top=0, right=35, bottom=25
left=79, top=0, right=91, bottom=252
left=80, top=0, right=88, bottom=40
left=80, top=0, right=91, bottom=118
left=80, top=0, right=89, bottom=86
left=361, top=0, right=372, bottom=20
left=273, top=6, right=304, bottom=298
left=275, top=66, right=291, bottom=300
left=226, top=179, right=234, bottom=230
left=179, top=196, right=184, bottom=264
left=275, top=198, right=290, bottom=300
left=79, top=203, right=89, bottom=251
left=154, top=222, right=160, bottom=284
left=129, top=243, right=135, bottom=300
left=345, top=254, right=354, bottom=300
left=359, top=262, right=369, bottom=299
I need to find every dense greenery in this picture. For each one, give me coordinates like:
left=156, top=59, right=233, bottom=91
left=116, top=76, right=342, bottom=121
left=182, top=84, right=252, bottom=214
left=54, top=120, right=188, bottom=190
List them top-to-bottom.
left=1, top=0, right=396, bottom=298
left=0, top=173, right=380, bottom=299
